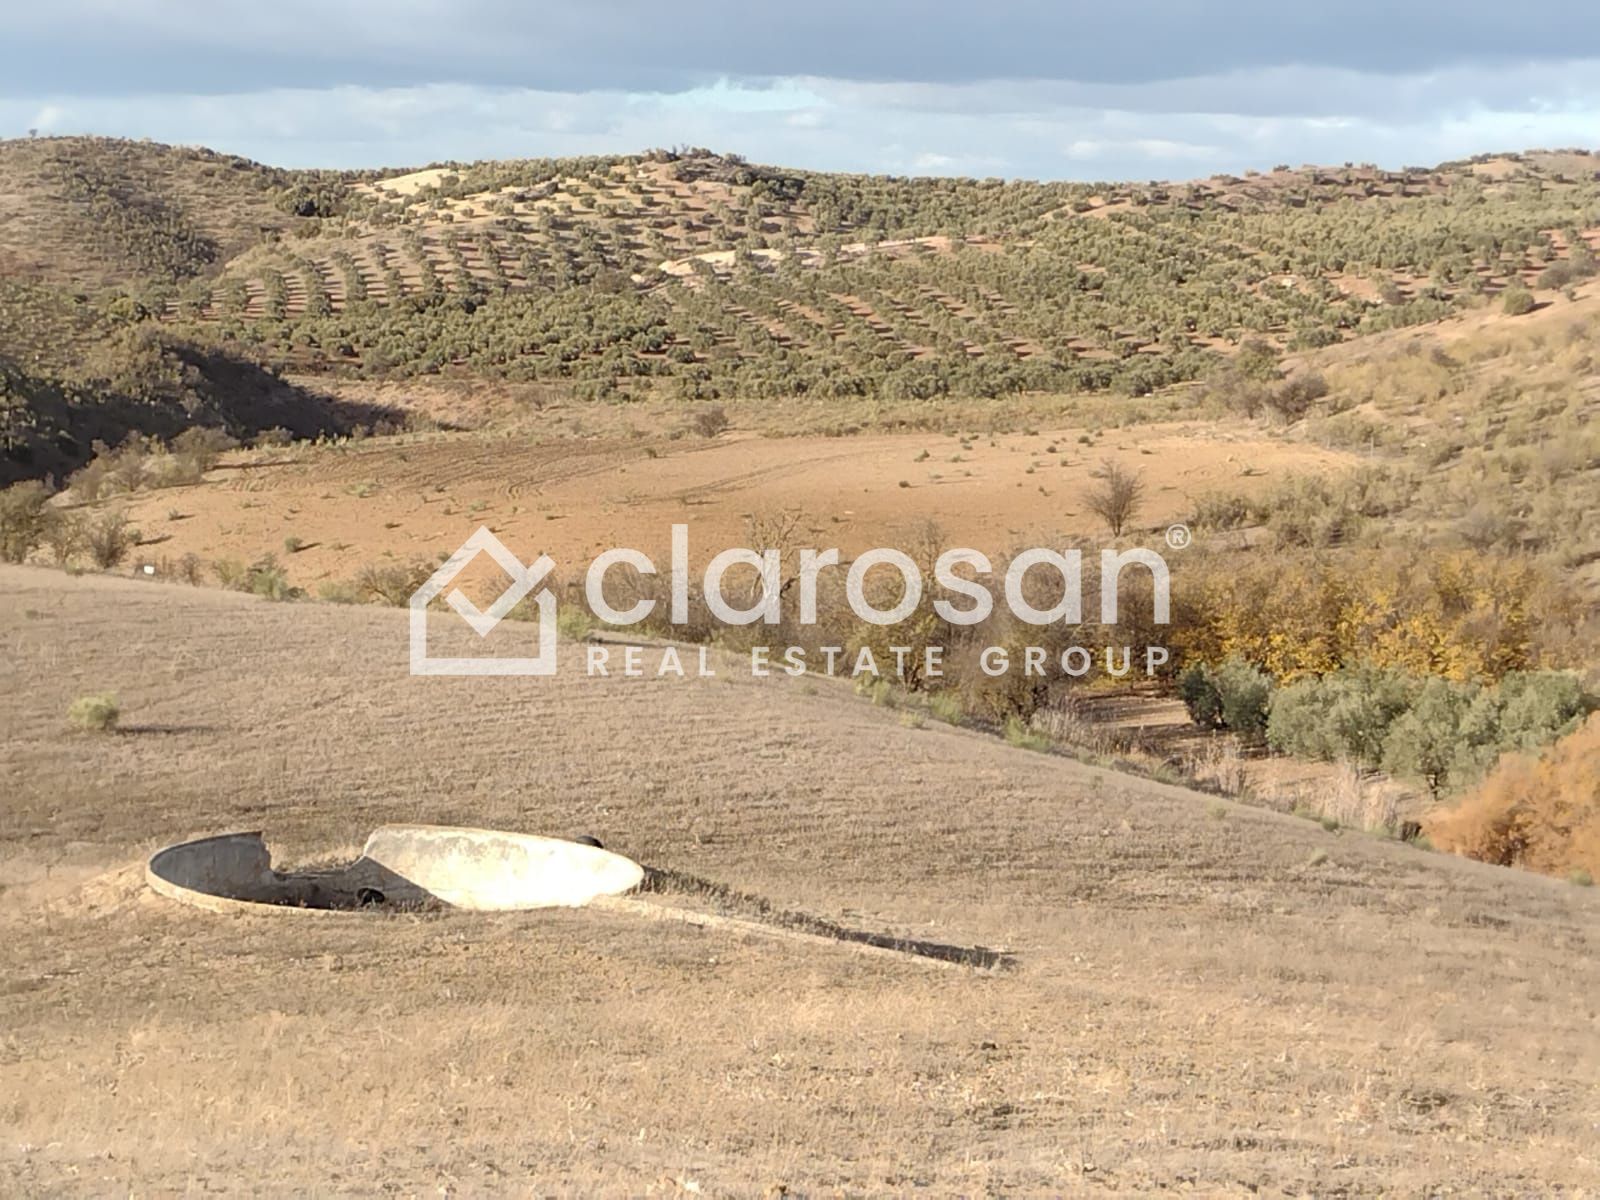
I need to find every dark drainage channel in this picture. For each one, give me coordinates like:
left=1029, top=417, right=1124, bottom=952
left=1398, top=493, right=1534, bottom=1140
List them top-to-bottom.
left=641, top=866, right=1015, bottom=971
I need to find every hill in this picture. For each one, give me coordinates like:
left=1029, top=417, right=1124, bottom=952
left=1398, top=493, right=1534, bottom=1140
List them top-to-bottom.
left=0, top=136, right=317, bottom=290
left=2, top=137, right=1599, bottom=484
left=3, top=564, right=1598, bottom=1192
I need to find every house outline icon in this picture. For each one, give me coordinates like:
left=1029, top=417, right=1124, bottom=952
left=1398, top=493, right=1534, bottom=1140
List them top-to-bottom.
left=409, top=527, right=558, bottom=676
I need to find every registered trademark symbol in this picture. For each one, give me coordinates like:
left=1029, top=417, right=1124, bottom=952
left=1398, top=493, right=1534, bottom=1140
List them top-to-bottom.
left=1165, top=523, right=1192, bottom=550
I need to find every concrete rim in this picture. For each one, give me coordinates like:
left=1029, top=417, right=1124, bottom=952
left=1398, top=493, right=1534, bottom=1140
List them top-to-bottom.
left=146, top=826, right=645, bottom=915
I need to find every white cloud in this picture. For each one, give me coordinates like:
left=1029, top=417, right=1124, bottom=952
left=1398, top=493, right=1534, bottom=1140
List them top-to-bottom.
left=4, top=66, right=1598, bottom=179
left=28, top=104, right=64, bottom=132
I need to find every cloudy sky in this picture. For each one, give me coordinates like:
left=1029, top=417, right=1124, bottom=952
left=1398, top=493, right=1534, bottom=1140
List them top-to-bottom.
left=2, top=1, right=1597, bottom=179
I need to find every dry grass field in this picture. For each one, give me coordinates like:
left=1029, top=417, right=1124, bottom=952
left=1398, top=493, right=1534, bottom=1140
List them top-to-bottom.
left=114, top=416, right=1350, bottom=589
left=3, top=566, right=1598, bottom=1194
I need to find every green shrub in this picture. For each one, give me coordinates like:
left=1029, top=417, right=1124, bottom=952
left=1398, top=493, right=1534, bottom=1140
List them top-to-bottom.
left=1502, top=287, right=1535, bottom=316
left=217, top=554, right=299, bottom=600
left=242, top=555, right=297, bottom=601
left=212, top=558, right=249, bottom=589
left=555, top=606, right=595, bottom=640
left=1178, top=657, right=1271, bottom=738
left=1213, top=659, right=1273, bottom=739
left=1178, top=661, right=1224, bottom=728
left=1267, top=667, right=1418, bottom=765
left=1384, top=670, right=1588, bottom=796
left=1381, top=677, right=1478, bottom=797
left=68, top=693, right=120, bottom=732
left=1427, top=713, right=1600, bottom=877
left=1003, top=715, right=1051, bottom=752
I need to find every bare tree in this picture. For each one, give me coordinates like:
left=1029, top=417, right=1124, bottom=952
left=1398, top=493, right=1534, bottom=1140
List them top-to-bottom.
left=1083, top=460, right=1145, bottom=537
left=743, top=506, right=805, bottom=610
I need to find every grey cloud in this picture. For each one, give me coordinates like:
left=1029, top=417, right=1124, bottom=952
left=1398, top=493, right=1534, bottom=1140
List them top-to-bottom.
left=3, top=1, right=1599, bottom=98
left=4, top=2, right=1597, bottom=179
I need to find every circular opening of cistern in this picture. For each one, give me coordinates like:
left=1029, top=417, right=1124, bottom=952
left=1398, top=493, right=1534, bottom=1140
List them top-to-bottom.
left=144, top=826, right=645, bottom=915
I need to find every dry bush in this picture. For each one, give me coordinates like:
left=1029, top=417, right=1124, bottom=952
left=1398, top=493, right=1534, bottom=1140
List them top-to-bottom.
left=1501, top=287, right=1536, bottom=316
left=1263, top=371, right=1329, bottom=422
left=688, top=404, right=730, bottom=438
left=169, top=426, right=237, bottom=473
left=65, top=429, right=235, bottom=500
left=69, top=437, right=152, bottom=501
left=1083, top=459, right=1144, bottom=537
left=0, top=480, right=52, bottom=563
left=1190, top=491, right=1252, bottom=532
left=84, top=509, right=137, bottom=569
left=42, top=511, right=86, bottom=566
left=150, top=553, right=205, bottom=586
left=212, top=555, right=299, bottom=599
left=355, top=560, right=441, bottom=606
left=315, top=579, right=360, bottom=604
left=1032, top=691, right=1104, bottom=749
left=1031, top=692, right=1170, bottom=764
left=1425, top=712, right=1600, bottom=877
left=1180, top=736, right=1248, bottom=797
left=1318, top=763, right=1401, bottom=832
left=1263, top=764, right=1401, bottom=832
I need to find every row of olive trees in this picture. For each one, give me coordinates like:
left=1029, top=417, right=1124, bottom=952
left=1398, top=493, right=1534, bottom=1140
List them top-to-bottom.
left=1178, top=658, right=1591, bottom=799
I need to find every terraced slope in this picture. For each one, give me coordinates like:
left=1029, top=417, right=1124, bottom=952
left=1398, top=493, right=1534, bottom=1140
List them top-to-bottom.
left=5, top=139, right=1599, bottom=393
left=162, top=148, right=1600, bottom=398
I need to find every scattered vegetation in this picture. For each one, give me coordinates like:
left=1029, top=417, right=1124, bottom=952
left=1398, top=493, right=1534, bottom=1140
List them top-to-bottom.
left=5, top=139, right=1598, bottom=481
left=213, top=554, right=299, bottom=601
